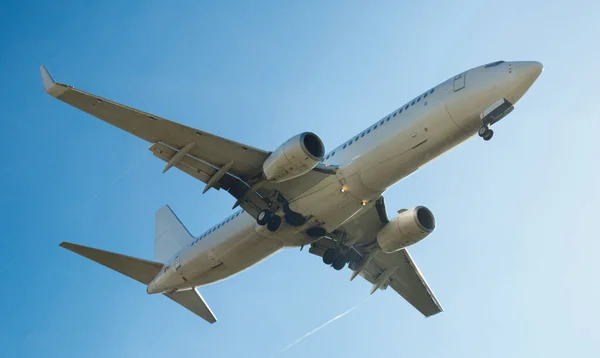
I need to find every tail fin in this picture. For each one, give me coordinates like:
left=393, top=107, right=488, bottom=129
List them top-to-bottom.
left=155, top=205, right=193, bottom=262
left=60, top=241, right=217, bottom=323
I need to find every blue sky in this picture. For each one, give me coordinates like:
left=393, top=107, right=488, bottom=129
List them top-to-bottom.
left=1, top=0, right=599, bottom=356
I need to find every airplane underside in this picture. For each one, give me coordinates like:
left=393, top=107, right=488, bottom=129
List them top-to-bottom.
left=45, top=59, right=543, bottom=323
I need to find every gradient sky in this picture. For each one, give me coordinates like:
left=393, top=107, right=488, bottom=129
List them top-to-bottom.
left=2, top=1, right=599, bottom=357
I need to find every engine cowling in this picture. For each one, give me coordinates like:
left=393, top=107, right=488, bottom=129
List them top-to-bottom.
left=262, top=132, right=325, bottom=182
left=376, top=206, right=436, bottom=253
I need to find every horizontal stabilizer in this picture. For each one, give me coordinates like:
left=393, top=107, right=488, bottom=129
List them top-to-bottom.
left=60, top=242, right=163, bottom=285
left=165, top=288, right=217, bottom=324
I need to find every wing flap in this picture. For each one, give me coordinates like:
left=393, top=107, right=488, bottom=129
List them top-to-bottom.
left=150, top=142, right=217, bottom=184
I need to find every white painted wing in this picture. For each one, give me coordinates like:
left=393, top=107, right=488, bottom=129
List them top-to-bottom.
left=40, top=66, right=269, bottom=180
left=40, top=66, right=335, bottom=216
left=309, top=197, right=443, bottom=317
left=360, top=248, right=442, bottom=317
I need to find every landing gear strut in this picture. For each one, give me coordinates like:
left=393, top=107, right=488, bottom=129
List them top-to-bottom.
left=478, top=98, right=514, bottom=142
left=256, top=209, right=282, bottom=232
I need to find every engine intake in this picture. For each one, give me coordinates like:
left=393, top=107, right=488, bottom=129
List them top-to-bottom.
left=263, top=132, right=325, bottom=182
left=376, top=206, right=436, bottom=253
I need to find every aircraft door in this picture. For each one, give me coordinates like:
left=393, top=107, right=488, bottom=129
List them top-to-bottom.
left=453, top=73, right=466, bottom=91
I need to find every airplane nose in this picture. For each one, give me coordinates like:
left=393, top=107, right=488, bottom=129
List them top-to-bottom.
left=516, top=61, right=543, bottom=82
left=525, top=61, right=543, bottom=77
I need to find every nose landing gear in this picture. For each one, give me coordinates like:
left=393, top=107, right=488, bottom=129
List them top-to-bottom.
left=478, top=98, right=514, bottom=141
left=478, top=125, right=494, bottom=141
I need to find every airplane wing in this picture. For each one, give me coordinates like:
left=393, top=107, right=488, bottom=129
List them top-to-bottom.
left=40, top=66, right=330, bottom=217
left=308, top=197, right=443, bottom=317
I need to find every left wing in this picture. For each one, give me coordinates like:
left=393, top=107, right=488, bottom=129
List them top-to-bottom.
left=40, top=66, right=331, bottom=217
left=41, top=66, right=269, bottom=178
left=309, top=197, right=443, bottom=317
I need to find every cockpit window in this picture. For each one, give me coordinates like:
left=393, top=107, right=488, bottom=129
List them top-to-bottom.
left=485, top=61, right=505, bottom=68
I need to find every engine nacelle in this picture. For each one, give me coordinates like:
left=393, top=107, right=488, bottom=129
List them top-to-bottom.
left=262, top=132, right=325, bottom=182
left=376, top=206, right=436, bottom=253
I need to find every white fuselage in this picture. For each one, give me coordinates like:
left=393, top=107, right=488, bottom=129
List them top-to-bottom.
left=147, top=61, right=542, bottom=294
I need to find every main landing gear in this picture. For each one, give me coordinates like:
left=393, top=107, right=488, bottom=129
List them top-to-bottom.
left=478, top=125, right=494, bottom=141
left=256, top=202, right=308, bottom=232
left=256, top=209, right=282, bottom=232
left=322, top=248, right=349, bottom=271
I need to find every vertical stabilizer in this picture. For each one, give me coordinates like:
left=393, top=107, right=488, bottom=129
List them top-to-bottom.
left=155, top=205, right=193, bottom=262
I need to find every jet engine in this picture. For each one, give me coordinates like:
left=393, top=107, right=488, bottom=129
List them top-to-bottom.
left=262, top=132, right=325, bottom=182
left=376, top=206, right=436, bottom=253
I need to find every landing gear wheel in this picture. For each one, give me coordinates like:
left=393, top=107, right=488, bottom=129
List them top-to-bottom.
left=478, top=126, right=488, bottom=137
left=478, top=126, right=494, bottom=141
left=482, top=129, right=494, bottom=141
left=282, top=203, right=307, bottom=227
left=256, top=210, right=272, bottom=226
left=284, top=212, right=306, bottom=227
left=266, top=215, right=282, bottom=232
left=306, top=227, right=327, bottom=238
left=323, top=249, right=338, bottom=265
left=332, top=256, right=347, bottom=271
left=348, top=261, right=358, bottom=271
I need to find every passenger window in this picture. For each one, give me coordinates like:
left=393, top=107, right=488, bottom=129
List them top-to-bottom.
left=430, top=88, right=434, bottom=94
left=424, top=92, right=428, bottom=98
left=417, top=97, right=421, bottom=102
left=411, top=100, right=415, bottom=106
left=405, top=104, right=409, bottom=110
left=399, top=108, right=403, bottom=114
left=392, top=113, right=396, bottom=118
left=380, top=120, right=384, bottom=125
left=374, top=124, right=378, bottom=130
left=367, top=129, right=371, bottom=134
left=361, top=132, right=365, bottom=138
left=355, top=136, right=359, bottom=141
left=343, top=144, right=347, bottom=149
left=331, top=151, right=336, bottom=156
left=326, top=154, right=330, bottom=159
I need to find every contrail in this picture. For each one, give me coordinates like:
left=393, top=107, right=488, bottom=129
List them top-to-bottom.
left=92, top=163, right=139, bottom=201
left=271, top=298, right=369, bottom=357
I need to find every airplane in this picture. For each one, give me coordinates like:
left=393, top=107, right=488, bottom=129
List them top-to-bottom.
left=42, top=60, right=543, bottom=323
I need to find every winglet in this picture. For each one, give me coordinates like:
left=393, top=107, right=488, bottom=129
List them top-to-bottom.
left=40, top=65, right=68, bottom=97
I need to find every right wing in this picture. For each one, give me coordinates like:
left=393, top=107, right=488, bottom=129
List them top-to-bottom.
left=309, top=197, right=443, bottom=317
